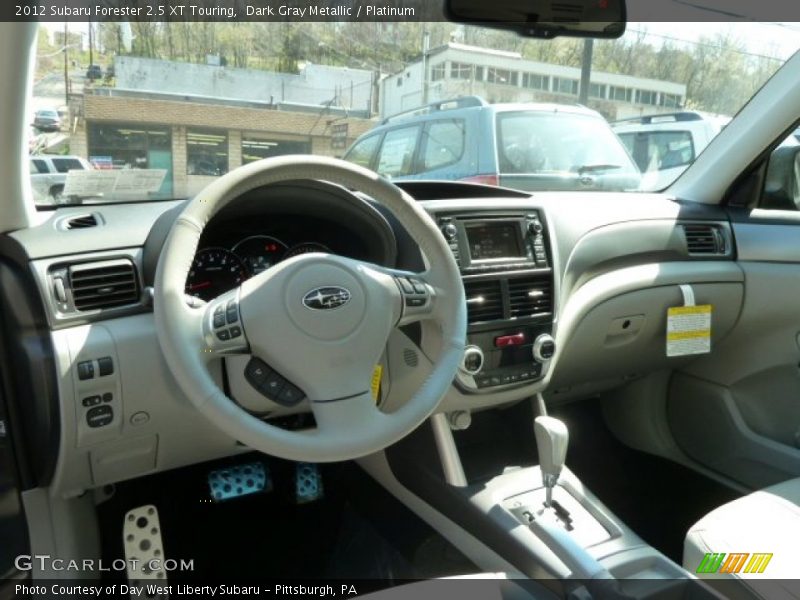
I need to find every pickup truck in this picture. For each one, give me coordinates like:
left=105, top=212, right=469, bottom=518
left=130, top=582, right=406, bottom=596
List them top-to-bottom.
left=29, top=155, right=93, bottom=205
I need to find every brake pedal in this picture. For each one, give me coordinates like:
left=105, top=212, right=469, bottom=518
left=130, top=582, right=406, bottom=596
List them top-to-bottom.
left=208, top=462, right=271, bottom=502
left=295, top=462, right=324, bottom=504
left=123, top=504, right=168, bottom=587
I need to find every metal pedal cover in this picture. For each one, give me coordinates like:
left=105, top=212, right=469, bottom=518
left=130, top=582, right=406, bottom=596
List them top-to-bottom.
left=208, top=462, right=271, bottom=502
left=295, top=462, right=324, bottom=504
left=122, top=504, right=168, bottom=588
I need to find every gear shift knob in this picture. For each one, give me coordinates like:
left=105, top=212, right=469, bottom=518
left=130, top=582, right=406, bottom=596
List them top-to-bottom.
left=534, top=416, right=569, bottom=506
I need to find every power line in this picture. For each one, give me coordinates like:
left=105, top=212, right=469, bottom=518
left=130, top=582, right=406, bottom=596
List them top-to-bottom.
left=625, top=27, right=787, bottom=62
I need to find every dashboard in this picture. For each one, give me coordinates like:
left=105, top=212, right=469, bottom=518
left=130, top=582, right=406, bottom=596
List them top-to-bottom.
left=4, top=179, right=743, bottom=493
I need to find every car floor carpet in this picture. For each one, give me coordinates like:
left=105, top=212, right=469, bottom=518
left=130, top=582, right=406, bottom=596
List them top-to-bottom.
left=96, top=458, right=475, bottom=582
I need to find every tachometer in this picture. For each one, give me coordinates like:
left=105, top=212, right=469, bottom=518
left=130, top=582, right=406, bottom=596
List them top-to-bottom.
left=232, top=235, right=288, bottom=275
left=284, top=242, right=331, bottom=260
left=185, top=248, right=248, bottom=302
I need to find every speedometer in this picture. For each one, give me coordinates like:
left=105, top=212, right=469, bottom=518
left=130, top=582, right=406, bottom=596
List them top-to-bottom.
left=232, top=235, right=288, bottom=275
left=284, top=242, right=331, bottom=260
left=185, top=248, right=248, bottom=302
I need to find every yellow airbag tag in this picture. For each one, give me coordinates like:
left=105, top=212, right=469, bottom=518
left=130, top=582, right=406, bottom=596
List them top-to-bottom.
left=666, top=304, right=712, bottom=357
left=371, top=365, right=383, bottom=403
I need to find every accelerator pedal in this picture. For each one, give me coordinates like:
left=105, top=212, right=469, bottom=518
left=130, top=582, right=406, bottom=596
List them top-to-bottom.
left=208, top=462, right=271, bottom=502
left=295, top=462, right=324, bottom=504
left=122, top=504, right=168, bottom=596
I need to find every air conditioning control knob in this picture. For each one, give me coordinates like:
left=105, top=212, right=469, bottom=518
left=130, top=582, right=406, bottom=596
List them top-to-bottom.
left=441, top=222, right=458, bottom=241
left=533, top=334, right=556, bottom=363
left=460, top=345, right=484, bottom=375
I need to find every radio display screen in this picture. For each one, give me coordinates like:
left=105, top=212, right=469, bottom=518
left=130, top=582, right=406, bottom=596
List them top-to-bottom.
left=466, top=223, right=524, bottom=260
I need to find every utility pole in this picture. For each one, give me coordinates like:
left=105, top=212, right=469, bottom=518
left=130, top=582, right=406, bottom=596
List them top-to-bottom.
left=88, top=20, right=94, bottom=68
left=63, top=22, right=70, bottom=105
left=421, top=30, right=430, bottom=105
left=579, top=38, right=594, bottom=105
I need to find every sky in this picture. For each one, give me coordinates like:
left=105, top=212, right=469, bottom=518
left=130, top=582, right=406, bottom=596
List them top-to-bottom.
left=42, top=20, right=800, bottom=63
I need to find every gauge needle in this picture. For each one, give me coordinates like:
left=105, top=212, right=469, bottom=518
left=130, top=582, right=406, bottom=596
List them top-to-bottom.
left=188, top=281, right=212, bottom=290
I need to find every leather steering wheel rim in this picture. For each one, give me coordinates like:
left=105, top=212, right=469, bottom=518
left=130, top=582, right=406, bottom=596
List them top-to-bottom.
left=153, top=155, right=466, bottom=462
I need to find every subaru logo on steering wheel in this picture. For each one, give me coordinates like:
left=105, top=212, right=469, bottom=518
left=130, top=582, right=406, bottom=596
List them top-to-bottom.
left=303, top=287, right=352, bottom=311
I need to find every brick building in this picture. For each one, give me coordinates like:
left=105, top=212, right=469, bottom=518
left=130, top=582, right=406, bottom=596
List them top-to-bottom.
left=68, top=90, right=376, bottom=198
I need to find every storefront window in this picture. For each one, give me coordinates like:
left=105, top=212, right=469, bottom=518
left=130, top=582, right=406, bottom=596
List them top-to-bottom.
left=187, top=129, right=228, bottom=176
left=241, top=137, right=311, bottom=164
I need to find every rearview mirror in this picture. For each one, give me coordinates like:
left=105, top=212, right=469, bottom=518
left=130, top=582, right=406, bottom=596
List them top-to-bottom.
left=445, top=0, right=626, bottom=39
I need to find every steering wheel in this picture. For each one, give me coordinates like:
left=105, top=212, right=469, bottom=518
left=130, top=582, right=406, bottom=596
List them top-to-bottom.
left=154, top=156, right=466, bottom=462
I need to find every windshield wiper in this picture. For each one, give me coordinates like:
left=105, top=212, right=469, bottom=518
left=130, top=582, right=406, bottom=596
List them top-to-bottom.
left=575, top=164, right=623, bottom=174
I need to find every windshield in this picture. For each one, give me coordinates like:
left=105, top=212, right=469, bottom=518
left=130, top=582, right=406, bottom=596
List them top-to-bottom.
left=30, top=21, right=800, bottom=207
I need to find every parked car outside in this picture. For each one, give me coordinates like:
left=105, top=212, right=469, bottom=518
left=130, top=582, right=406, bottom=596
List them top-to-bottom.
left=86, top=64, right=103, bottom=80
left=344, top=96, right=641, bottom=192
left=32, top=107, right=61, bottom=132
left=612, top=111, right=730, bottom=191
left=29, top=155, right=94, bottom=205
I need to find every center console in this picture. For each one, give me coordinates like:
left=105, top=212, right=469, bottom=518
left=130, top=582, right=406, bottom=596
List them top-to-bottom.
left=434, top=210, right=556, bottom=393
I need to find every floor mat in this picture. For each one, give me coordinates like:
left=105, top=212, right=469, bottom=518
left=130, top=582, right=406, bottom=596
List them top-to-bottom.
left=551, top=401, right=741, bottom=563
left=96, top=457, right=475, bottom=582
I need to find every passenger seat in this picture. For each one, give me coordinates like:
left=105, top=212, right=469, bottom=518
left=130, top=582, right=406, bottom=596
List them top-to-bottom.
left=684, top=478, right=800, bottom=583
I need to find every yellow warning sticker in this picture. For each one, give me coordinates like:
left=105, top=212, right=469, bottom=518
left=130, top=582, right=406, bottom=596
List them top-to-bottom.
left=666, top=305, right=712, bottom=357
left=371, top=365, right=383, bottom=402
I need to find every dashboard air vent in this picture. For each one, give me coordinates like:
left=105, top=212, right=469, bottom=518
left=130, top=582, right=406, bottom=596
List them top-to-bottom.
left=63, top=213, right=101, bottom=230
left=682, top=224, right=727, bottom=255
left=69, top=259, right=139, bottom=311
left=508, top=277, right=553, bottom=318
left=464, top=279, right=503, bottom=323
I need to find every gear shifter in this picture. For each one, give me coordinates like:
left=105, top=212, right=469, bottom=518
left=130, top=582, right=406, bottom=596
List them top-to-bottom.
left=534, top=416, right=568, bottom=507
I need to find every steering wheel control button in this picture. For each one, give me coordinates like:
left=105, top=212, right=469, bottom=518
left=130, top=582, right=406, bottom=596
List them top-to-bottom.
left=397, top=278, right=414, bottom=294
left=226, top=301, right=239, bottom=324
left=213, top=312, right=226, bottom=329
left=229, top=326, right=242, bottom=339
left=216, top=329, right=231, bottom=341
left=495, top=333, right=525, bottom=347
left=460, top=345, right=485, bottom=375
left=98, top=356, right=114, bottom=376
left=245, top=358, right=271, bottom=387
left=77, top=360, right=95, bottom=380
left=261, top=372, right=286, bottom=398
left=277, top=383, right=305, bottom=406
left=102, top=392, right=113, bottom=403
left=82, top=395, right=102, bottom=407
left=86, top=405, right=114, bottom=428
left=130, top=411, right=150, bottom=426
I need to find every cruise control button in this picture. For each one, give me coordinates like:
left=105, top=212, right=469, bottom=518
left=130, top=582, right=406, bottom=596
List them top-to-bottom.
left=410, top=279, right=426, bottom=294
left=229, top=326, right=242, bottom=338
left=216, top=329, right=231, bottom=341
left=244, top=358, right=271, bottom=387
left=260, top=372, right=286, bottom=399
left=276, top=383, right=305, bottom=406
left=86, top=405, right=113, bottom=428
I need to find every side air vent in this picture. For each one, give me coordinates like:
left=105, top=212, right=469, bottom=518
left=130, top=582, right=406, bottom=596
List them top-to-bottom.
left=60, top=213, right=103, bottom=230
left=682, top=224, right=727, bottom=256
left=69, top=259, right=139, bottom=311
left=508, top=277, right=553, bottom=318
left=464, top=279, right=503, bottom=324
